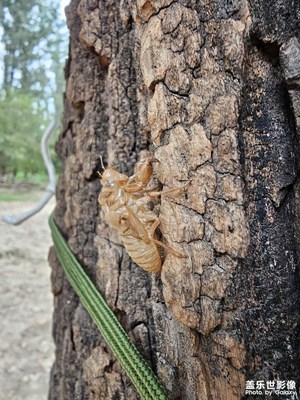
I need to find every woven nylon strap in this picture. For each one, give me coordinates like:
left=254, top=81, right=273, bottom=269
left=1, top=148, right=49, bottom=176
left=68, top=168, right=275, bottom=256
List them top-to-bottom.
left=49, top=213, right=168, bottom=400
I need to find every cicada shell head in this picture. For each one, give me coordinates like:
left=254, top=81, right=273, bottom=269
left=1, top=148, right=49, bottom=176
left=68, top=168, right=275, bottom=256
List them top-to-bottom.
left=98, top=168, right=128, bottom=207
left=101, top=168, right=129, bottom=186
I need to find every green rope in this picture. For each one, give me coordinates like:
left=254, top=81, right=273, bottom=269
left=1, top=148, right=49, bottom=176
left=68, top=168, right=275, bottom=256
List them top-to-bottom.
left=49, top=212, right=168, bottom=400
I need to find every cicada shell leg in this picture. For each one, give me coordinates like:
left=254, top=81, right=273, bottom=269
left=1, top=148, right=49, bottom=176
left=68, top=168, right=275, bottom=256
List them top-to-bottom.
left=147, top=182, right=189, bottom=199
left=147, top=218, right=160, bottom=237
left=147, top=219, right=186, bottom=259
left=151, top=237, right=187, bottom=259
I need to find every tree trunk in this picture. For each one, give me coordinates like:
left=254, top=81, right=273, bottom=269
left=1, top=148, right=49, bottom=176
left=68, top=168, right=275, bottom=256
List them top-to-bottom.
left=49, top=1, right=300, bottom=399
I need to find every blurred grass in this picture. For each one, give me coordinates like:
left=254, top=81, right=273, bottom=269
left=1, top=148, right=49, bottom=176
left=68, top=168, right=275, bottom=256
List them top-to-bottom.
left=0, top=172, right=50, bottom=203
left=0, top=191, right=42, bottom=202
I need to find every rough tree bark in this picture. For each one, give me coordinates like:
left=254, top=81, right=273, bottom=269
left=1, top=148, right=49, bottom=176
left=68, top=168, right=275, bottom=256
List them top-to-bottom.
left=48, top=1, right=300, bottom=399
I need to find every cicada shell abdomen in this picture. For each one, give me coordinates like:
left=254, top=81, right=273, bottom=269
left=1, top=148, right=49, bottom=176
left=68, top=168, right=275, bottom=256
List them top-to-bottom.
left=121, top=234, right=161, bottom=272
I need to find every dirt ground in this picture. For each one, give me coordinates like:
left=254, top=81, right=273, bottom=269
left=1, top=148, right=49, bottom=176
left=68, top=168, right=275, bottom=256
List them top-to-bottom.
left=0, top=193, right=55, bottom=400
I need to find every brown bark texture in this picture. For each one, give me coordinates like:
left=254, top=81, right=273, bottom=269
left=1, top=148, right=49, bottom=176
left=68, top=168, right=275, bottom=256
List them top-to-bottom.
left=48, top=1, right=300, bottom=399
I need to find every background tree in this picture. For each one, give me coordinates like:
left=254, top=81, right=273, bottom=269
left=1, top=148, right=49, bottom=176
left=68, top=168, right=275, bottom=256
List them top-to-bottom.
left=0, top=0, right=67, bottom=180
left=49, top=0, right=300, bottom=399
left=0, top=93, right=48, bottom=178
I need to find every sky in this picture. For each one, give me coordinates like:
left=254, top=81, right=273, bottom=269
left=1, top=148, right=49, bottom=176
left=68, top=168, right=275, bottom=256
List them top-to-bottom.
left=60, top=0, right=70, bottom=21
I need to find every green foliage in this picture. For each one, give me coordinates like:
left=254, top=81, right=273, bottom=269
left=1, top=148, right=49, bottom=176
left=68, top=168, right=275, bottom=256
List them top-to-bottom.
left=0, top=0, right=68, bottom=179
left=0, top=0, right=65, bottom=104
left=0, top=91, right=48, bottom=174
